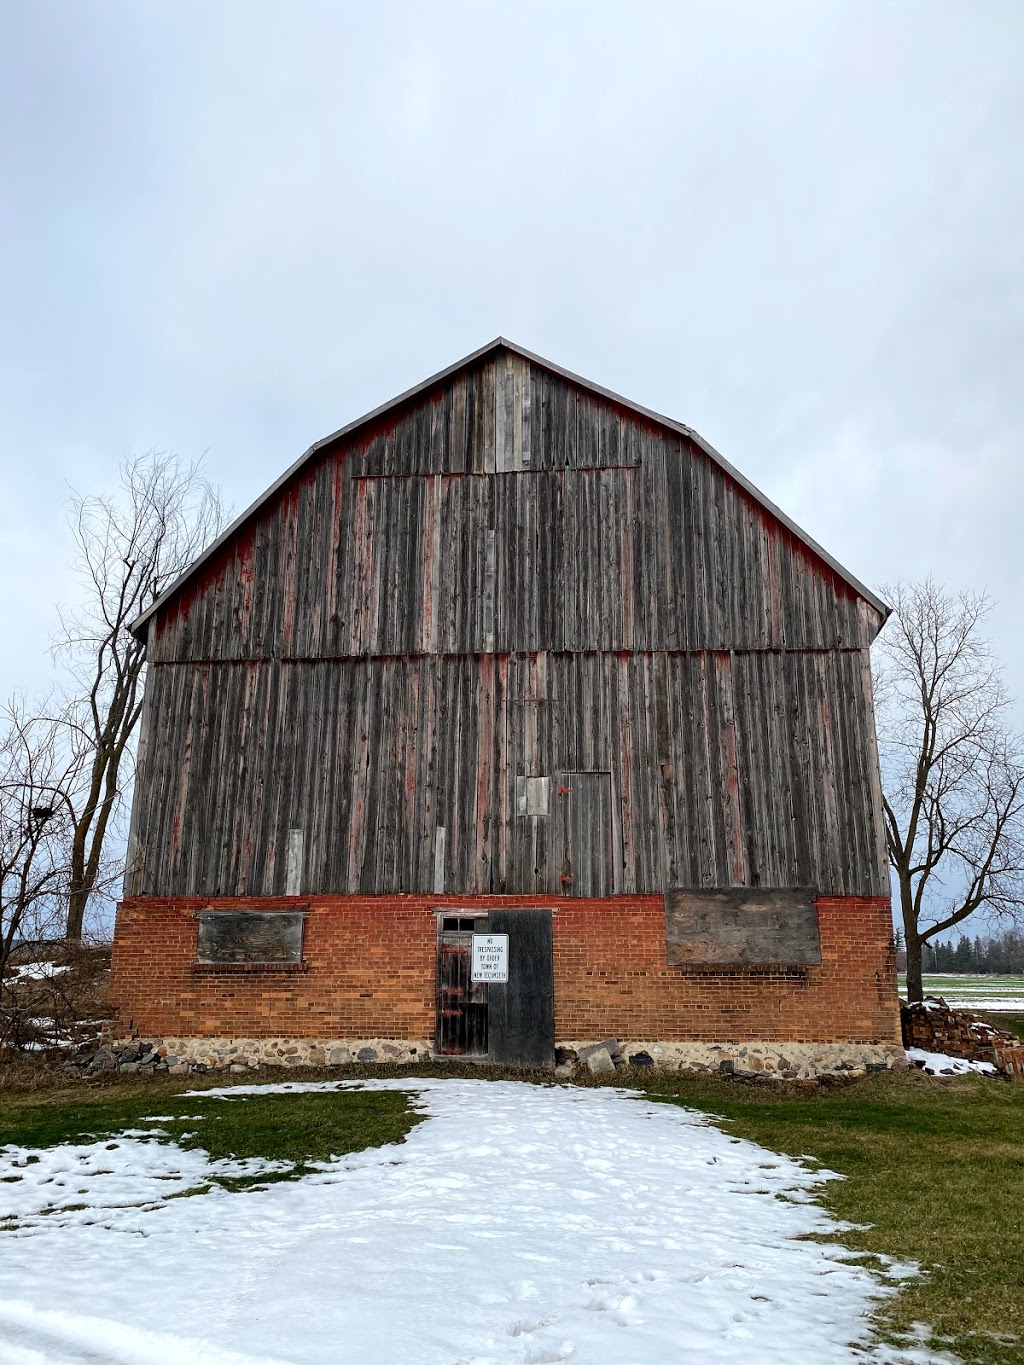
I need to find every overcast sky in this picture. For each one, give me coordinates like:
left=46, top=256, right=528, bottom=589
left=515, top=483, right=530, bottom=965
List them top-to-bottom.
left=2, top=1, right=1022, bottom=718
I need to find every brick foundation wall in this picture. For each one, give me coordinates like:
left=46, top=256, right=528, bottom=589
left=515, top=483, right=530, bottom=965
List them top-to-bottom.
left=111, top=894, right=900, bottom=1046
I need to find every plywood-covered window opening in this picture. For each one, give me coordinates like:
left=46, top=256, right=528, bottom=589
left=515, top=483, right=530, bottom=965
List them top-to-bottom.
left=196, top=909, right=307, bottom=966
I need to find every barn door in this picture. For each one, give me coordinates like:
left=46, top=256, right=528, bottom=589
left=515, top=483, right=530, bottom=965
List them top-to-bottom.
left=557, top=771, right=614, bottom=896
left=486, top=908, right=555, bottom=1066
left=436, top=917, right=489, bottom=1056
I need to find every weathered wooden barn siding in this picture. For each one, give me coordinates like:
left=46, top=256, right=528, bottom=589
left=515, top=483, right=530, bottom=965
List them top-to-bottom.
left=127, top=349, right=888, bottom=902
left=149, top=355, right=878, bottom=664
left=128, top=649, right=886, bottom=900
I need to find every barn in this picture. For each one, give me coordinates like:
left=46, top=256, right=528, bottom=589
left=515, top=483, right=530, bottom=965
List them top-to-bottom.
left=111, top=339, right=902, bottom=1077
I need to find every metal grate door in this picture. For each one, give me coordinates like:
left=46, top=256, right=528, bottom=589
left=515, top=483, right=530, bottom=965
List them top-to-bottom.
left=435, top=920, right=489, bottom=1056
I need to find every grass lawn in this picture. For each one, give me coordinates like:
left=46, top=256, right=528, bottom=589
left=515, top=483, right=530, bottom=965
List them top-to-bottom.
left=901, top=974, right=1024, bottom=1016
left=987, top=1013, right=1024, bottom=1042
left=2, top=1064, right=1022, bottom=1362
left=623, top=1069, right=1024, bottom=1365
left=0, top=1074, right=421, bottom=1194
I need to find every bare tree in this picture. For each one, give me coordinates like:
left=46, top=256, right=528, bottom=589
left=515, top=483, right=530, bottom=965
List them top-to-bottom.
left=56, top=453, right=225, bottom=941
left=874, top=580, right=1024, bottom=1003
left=0, top=699, right=77, bottom=1027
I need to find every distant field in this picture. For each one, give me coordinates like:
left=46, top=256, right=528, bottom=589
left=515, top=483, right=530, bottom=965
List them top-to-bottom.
left=900, top=973, right=1024, bottom=1011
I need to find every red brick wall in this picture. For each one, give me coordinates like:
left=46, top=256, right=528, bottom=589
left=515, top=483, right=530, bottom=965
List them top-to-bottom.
left=111, top=894, right=900, bottom=1045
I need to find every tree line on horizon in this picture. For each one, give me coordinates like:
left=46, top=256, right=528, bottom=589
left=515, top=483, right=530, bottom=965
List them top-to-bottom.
left=917, top=928, right=1024, bottom=977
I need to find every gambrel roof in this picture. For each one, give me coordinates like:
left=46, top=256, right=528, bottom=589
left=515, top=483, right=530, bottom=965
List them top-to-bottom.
left=131, top=337, right=888, bottom=638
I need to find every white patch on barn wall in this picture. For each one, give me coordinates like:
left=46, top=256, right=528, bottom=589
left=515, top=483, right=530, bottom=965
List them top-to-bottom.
left=483, top=527, right=496, bottom=651
left=516, top=775, right=550, bottom=816
left=433, top=827, right=446, bottom=894
left=285, top=829, right=304, bottom=896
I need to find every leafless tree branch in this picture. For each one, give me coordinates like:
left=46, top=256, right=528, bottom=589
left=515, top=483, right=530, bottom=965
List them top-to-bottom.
left=52, top=452, right=225, bottom=939
left=0, top=699, right=79, bottom=1019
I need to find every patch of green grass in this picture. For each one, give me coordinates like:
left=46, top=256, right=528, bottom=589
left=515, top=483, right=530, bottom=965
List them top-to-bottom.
left=989, top=1013, right=1024, bottom=1042
left=619, top=1070, right=1024, bottom=1365
left=0, top=1083, right=421, bottom=1195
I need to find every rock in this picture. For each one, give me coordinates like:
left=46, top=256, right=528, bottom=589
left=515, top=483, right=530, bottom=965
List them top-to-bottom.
left=578, top=1038, right=623, bottom=1064
left=138, top=1042, right=154, bottom=1056
left=382, top=1044, right=400, bottom=1059
left=328, top=1046, right=352, bottom=1067
left=554, top=1046, right=578, bottom=1066
left=90, top=1047, right=117, bottom=1072
left=118, top=1047, right=140, bottom=1064
left=357, top=1047, right=378, bottom=1063
left=584, top=1047, right=616, bottom=1076
left=306, top=1048, right=327, bottom=1067
left=628, top=1051, right=654, bottom=1068
left=138, top=1052, right=158, bottom=1067
left=163, top=1056, right=179, bottom=1067
left=718, top=1059, right=735, bottom=1076
left=119, top=1061, right=140, bottom=1074
left=168, top=1062, right=190, bottom=1076
left=554, top=1062, right=576, bottom=1080
left=228, top=1063, right=246, bottom=1072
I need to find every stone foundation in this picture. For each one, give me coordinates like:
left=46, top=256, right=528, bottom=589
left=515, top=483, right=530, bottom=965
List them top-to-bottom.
left=94, top=1034, right=906, bottom=1080
left=108, top=1036, right=433, bottom=1073
left=562, top=1039, right=906, bottom=1080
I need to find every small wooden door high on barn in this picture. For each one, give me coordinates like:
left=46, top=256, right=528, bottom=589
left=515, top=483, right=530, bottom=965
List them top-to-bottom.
left=556, top=771, right=614, bottom=896
left=486, top=908, right=555, bottom=1066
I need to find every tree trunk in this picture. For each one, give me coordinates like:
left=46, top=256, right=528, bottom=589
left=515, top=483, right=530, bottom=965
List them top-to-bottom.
left=65, top=886, right=87, bottom=943
left=904, top=931, right=924, bottom=1003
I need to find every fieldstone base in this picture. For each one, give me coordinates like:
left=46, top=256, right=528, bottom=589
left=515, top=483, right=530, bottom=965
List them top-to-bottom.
left=89, top=1036, right=905, bottom=1079
left=99, top=1037, right=432, bottom=1075
left=561, top=1040, right=906, bottom=1080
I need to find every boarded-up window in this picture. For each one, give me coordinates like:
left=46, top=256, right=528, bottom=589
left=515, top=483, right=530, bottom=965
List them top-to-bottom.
left=664, top=888, right=820, bottom=966
left=196, top=910, right=306, bottom=965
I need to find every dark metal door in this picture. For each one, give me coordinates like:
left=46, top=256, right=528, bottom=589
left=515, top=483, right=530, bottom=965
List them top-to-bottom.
left=486, top=908, right=555, bottom=1066
left=435, top=923, right=488, bottom=1056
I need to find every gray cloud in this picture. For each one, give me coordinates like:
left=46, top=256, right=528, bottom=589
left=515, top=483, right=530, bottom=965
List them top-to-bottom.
left=2, top=0, right=1022, bottom=711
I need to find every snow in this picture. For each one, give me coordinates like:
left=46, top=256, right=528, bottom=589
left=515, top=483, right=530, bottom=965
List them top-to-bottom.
left=7, top=964, right=70, bottom=982
left=935, top=997, right=1024, bottom=1012
left=905, top=1048, right=998, bottom=1077
left=0, top=1079, right=944, bottom=1364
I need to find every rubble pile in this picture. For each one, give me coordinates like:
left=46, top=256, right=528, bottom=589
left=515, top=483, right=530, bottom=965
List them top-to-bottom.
left=901, top=998, right=1024, bottom=1078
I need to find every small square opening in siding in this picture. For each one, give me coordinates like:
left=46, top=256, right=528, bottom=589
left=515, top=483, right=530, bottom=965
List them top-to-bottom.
left=196, top=909, right=306, bottom=965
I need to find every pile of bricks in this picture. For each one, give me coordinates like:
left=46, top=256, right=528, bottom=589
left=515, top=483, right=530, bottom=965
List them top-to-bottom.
left=901, top=999, right=1024, bottom=1078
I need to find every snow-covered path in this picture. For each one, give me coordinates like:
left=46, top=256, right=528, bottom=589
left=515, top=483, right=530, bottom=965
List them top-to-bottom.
left=0, top=1080, right=923, bottom=1364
